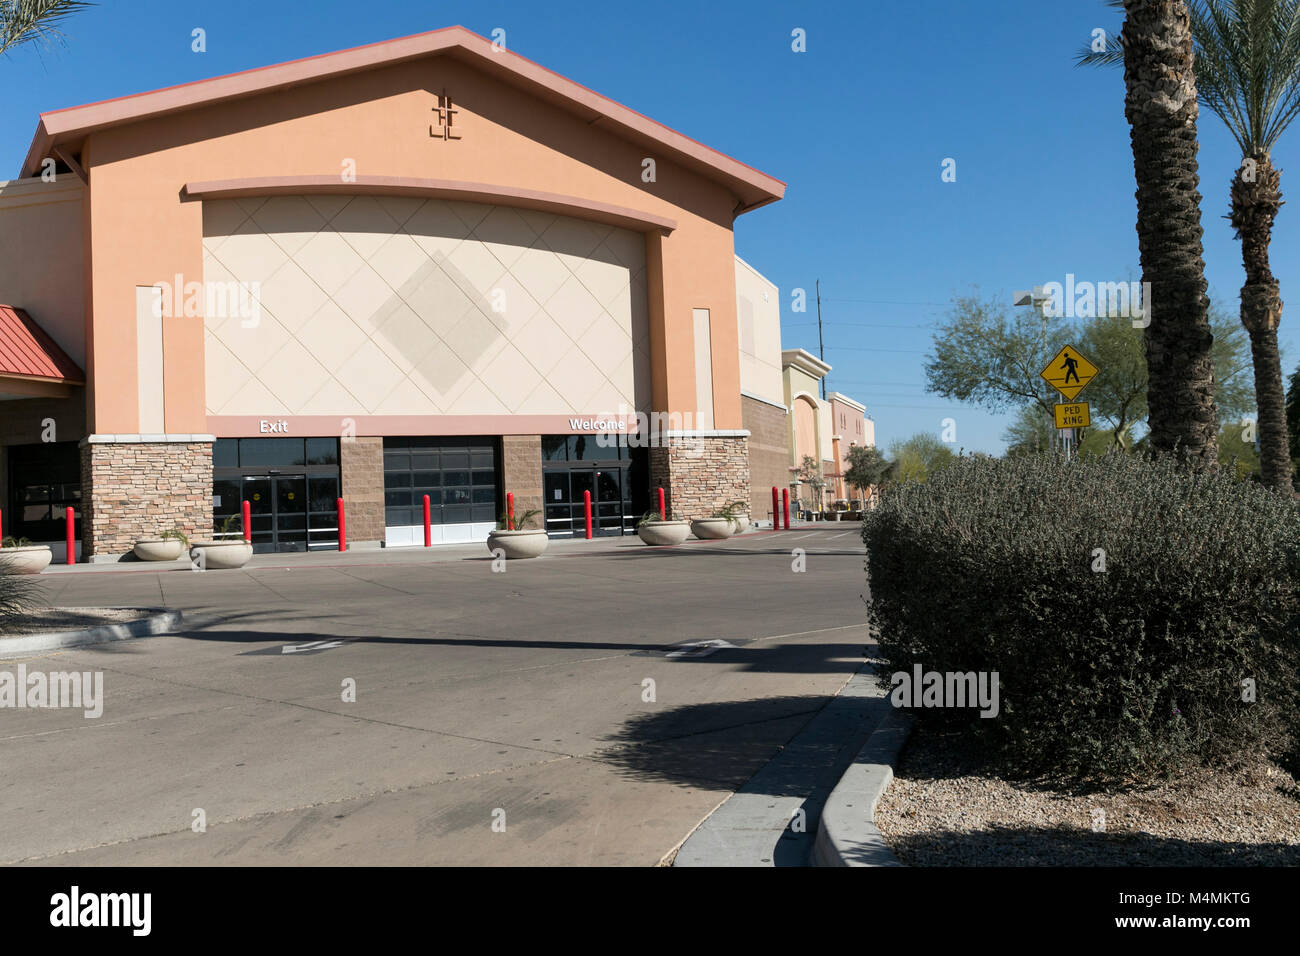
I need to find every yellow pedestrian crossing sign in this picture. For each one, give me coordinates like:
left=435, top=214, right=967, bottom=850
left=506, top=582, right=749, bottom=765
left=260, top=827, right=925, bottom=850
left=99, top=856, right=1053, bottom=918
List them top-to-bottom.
left=1040, top=345, right=1098, bottom=401
left=1054, top=402, right=1091, bottom=429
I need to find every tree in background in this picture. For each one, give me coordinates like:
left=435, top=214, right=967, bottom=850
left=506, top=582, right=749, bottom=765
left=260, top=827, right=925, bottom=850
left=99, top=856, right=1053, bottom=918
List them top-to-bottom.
left=0, top=1, right=92, bottom=56
left=1077, top=1, right=1220, bottom=467
left=925, top=293, right=1067, bottom=421
left=933, top=293, right=1253, bottom=453
left=1286, top=362, right=1300, bottom=484
left=1003, top=406, right=1056, bottom=457
left=1218, top=420, right=1263, bottom=480
left=888, top=434, right=956, bottom=483
left=844, top=444, right=892, bottom=500
left=794, top=455, right=826, bottom=513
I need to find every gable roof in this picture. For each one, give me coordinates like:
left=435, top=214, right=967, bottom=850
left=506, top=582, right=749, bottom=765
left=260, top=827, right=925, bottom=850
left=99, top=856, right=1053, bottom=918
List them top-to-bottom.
left=21, top=26, right=785, bottom=213
left=0, top=305, right=85, bottom=384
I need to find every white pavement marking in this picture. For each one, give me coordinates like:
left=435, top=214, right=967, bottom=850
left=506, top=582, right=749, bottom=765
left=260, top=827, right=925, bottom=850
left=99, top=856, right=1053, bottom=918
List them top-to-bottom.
left=788, top=533, right=819, bottom=540
left=665, top=639, right=738, bottom=659
left=281, top=641, right=344, bottom=655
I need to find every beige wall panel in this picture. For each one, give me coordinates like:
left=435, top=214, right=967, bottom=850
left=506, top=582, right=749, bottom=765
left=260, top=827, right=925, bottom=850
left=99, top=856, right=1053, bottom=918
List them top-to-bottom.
left=203, top=196, right=649, bottom=419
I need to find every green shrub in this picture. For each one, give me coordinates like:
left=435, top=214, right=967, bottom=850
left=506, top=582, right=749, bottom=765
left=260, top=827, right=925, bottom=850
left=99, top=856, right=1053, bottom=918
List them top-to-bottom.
left=862, top=452, right=1300, bottom=784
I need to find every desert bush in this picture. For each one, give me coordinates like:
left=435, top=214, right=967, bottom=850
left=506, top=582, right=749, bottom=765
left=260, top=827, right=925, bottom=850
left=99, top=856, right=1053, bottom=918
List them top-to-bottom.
left=862, top=452, right=1300, bottom=784
left=0, top=559, right=46, bottom=633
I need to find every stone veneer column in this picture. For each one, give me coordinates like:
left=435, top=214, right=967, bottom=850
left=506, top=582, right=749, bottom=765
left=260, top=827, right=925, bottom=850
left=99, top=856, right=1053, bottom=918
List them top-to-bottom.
left=648, top=432, right=750, bottom=520
left=501, top=435, right=543, bottom=527
left=340, top=437, right=385, bottom=546
left=79, top=438, right=213, bottom=560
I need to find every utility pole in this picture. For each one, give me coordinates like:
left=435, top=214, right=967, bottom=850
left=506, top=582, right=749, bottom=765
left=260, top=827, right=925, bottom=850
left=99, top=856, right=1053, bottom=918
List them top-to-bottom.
left=816, top=279, right=825, bottom=400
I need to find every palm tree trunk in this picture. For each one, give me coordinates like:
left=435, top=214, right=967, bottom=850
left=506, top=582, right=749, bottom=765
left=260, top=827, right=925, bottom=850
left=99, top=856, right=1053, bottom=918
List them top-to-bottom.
left=1122, top=0, right=1219, bottom=467
left=1231, top=154, right=1294, bottom=493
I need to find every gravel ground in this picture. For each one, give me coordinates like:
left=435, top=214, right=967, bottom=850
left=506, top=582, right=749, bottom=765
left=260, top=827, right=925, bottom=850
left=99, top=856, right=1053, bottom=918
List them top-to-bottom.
left=1, top=607, right=150, bottom=637
left=876, top=726, right=1300, bottom=866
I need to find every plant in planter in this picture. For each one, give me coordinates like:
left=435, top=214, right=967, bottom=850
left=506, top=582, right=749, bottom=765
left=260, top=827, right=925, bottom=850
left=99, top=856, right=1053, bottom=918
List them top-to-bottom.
left=726, top=499, right=751, bottom=533
left=690, top=503, right=743, bottom=540
left=486, top=508, right=549, bottom=559
left=636, top=510, right=691, bottom=546
left=189, top=515, right=253, bottom=570
left=133, top=528, right=190, bottom=562
left=0, top=535, right=53, bottom=574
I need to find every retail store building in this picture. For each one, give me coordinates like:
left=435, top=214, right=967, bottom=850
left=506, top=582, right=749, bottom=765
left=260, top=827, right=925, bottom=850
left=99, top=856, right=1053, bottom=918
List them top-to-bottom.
left=0, top=27, right=788, bottom=558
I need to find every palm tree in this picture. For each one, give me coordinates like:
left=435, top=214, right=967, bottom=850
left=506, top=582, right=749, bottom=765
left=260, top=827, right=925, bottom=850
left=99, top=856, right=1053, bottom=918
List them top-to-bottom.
left=1191, top=0, right=1300, bottom=492
left=0, top=1, right=92, bottom=57
left=1085, top=1, right=1300, bottom=492
left=1079, top=2, right=1220, bottom=469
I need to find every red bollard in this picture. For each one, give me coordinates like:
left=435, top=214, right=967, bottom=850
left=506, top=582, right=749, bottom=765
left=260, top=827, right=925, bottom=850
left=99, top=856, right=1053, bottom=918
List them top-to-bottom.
left=771, top=486, right=781, bottom=530
left=657, top=487, right=666, bottom=520
left=782, top=488, right=791, bottom=529
left=584, top=489, right=593, bottom=540
left=507, top=491, right=515, bottom=531
left=423, top=495, right=432, bottom=547
left=337, top=498, right=347, bottom=551
left=242, top=500, right=252, bottom=543
left=65, top=506, right=75, bottom=564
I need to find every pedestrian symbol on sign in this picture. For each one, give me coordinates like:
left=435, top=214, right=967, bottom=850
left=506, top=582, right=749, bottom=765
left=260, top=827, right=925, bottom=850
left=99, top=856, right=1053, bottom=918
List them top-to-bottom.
left=1040, top=345, right=1098, bottom=401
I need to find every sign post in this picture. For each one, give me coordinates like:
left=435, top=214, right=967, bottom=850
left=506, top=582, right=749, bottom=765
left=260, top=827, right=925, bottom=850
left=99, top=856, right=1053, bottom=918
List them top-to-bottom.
left=1040, top=345, right=1099, bottom=459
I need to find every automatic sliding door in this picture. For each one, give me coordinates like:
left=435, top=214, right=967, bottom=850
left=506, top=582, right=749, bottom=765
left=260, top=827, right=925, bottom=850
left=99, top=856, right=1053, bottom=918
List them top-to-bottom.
left=275, top=476, right=307, bottom=552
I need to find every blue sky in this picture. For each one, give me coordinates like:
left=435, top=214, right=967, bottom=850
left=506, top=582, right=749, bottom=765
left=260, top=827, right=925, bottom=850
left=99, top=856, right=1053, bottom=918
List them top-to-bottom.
left=4, top=0, right=1293, bottom=454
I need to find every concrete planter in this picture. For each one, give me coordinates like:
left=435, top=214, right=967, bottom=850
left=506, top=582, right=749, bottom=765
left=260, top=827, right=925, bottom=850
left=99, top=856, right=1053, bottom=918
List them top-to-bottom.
left=733, top=514, right=751, bottom=533
left=690, top=518, right=735, bottom=540
left=637, top=519, right=691, bottom=546
left=486, top=528, right=549, bottom=559
left=133, top=538, right=185, bottom=561
left=189, top=540, right=253, bottom=569
left=0, top=545, right=53, bottom=574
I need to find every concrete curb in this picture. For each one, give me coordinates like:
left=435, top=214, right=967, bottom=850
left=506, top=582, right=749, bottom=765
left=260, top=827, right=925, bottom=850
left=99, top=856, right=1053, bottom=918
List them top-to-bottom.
left=0, top=608, right=184, bottom=658
left=672, top=652, right=891, bottom=867
left=812, top=707, right=914, bottom=867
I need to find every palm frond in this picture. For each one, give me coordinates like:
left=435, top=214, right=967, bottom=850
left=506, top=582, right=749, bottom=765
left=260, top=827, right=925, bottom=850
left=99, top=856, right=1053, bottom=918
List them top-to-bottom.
left=0, top=0, right=94, bottom=57
left=1075, top=0, right=1126, bottom=67
left=1189, top=0, right=1300, bottom=156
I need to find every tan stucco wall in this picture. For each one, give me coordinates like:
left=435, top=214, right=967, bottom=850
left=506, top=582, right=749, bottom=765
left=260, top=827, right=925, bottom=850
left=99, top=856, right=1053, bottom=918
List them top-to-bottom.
left=77, top=52, right=745, bottom=435
left=0, top=176, right=85, bottom=366
left=202, top=196, right=650, bottom=417
left=734, top=255, right=783, bottom=406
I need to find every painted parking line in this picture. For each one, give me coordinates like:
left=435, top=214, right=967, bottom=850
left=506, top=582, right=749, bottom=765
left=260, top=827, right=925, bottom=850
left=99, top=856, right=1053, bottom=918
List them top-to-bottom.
left=664, top=639, right=738, bottom=659
left=241, top=640, right=348, bottom=656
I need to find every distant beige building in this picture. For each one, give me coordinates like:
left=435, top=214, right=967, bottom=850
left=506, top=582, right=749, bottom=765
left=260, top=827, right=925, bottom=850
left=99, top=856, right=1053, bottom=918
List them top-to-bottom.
left=779, top=353, right=875, bottom=515
left=826, top=392, right=875, bottom=502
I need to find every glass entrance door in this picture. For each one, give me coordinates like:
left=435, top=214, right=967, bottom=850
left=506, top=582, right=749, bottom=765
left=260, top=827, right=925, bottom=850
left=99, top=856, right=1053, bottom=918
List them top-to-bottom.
left=543, top=467, right=631, bottom=537
left=238, top=475, right=308, bottom=553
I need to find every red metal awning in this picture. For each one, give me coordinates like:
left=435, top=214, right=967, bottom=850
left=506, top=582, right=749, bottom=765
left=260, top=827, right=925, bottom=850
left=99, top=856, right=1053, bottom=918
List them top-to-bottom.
left=0, top=305, right=84, bottom=386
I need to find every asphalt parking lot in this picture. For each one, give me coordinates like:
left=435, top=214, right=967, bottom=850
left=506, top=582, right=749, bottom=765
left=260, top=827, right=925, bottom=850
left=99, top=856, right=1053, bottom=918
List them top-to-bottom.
left=2, top=527, right=871, bottom=866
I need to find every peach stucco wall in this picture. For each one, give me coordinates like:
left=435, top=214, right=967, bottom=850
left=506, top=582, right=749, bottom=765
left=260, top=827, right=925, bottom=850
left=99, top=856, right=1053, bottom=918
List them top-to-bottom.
left=78, top=52, right=746, bottom=434
left=0, top=176, right=84, bottom=367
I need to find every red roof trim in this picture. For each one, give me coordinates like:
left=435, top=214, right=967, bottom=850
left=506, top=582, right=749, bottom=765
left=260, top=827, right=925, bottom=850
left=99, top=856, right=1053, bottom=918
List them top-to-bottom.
left=0, top=306, right=84, bottom=384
